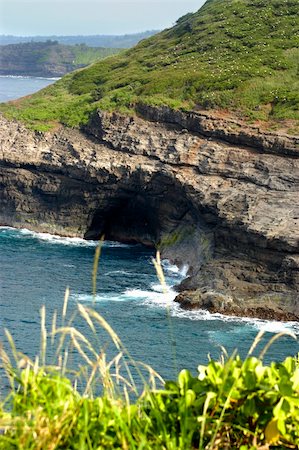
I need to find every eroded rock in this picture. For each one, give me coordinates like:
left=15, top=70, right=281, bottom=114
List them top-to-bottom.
left=0, top=109, right=298, bottom=320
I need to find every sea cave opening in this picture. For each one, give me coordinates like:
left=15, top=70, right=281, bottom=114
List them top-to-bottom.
left=83, top=173, right=215, bottom=270
left=84, top=174, right=198, bottom=244
left=85, top=193, right=160, bottom=246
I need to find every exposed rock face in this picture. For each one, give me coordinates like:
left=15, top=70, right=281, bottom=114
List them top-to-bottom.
left=0, top=109, right=298, bottom=320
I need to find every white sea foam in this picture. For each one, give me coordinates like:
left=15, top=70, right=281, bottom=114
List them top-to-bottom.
left=0, top=75, right=60, bottom=81
left=0, top=226, right=132, bottom=248
left=17, top=228, right=98, bottom=247
left=103, top=241, right=132, bottom=248
left=162, top=259, right=189, bottom=279
left=105, top=270, right=134, bottom=276
left=123, top=280, right=299, bottom=336
left=74, top=283, right=299, bottom=336
left=150, top=283, right=165, bottom=293
left=75, top=286, right=177, bottom=305
left=125, top=288, right=177, bottom=305
left=76, top=293, right=127, bottom=303
left=168, top=305, right=299, bottom=335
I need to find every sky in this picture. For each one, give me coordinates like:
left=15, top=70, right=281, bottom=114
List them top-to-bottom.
left=0, top=0, right=206, bottom=36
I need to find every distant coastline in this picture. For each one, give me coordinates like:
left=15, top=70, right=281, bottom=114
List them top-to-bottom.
left=0, top=31, right=159, bottom=48
left=0, top=31, right=159, bottom=78
left=0, top=41, right=121, bottom=77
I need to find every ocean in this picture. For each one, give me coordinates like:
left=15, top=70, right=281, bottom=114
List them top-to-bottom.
left=0, top=75, right=58, bottom=103
left=0, top=77, right=298, bottom=392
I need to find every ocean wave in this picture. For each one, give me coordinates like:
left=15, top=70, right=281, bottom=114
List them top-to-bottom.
left=0, top=75, right=60, bottom=81
left=0, top=226, right=133, bottom=248
left=0, top=226, right=95, bottom=246
left=3, top=226, right=297, bottom=335
left=17, top=229, right=98, bottom=247
left=103, top=241, right=132, bottom=248
left=162, top=259, right=189, bottom=278
left=105, top=270, right=137, bottom=276
left=122, top=281, right=299, bottom=335
left=73, top=283, right=299, bottom=335
left=150, top=283, right=165, bottom=293
left=74, top=287, right=177, bottom=305
left=125, top=288, right=176, bottom=303
left=75, top=293, right=127, bottom=303
left=169, top=304, right=299, bottom=335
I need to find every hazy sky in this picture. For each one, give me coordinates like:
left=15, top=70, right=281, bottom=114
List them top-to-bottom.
left=0, top=0, right=206, bottom=36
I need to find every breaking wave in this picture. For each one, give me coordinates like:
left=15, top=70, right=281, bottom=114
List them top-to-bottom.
left=0, top=227, right=132, bottom=248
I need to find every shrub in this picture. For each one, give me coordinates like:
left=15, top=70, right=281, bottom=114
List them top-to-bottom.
left=0, top=301, right=298, bottom=449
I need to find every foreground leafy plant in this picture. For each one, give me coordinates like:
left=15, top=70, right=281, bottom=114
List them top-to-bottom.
left=1, top=252, right=298, bottom=448
left=0, top=306, right=298, bottom=449
left=144, top=354, right=299, bottom=449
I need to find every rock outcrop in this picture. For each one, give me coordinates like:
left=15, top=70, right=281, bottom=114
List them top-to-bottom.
left=0, top=109, right=298, bottom=320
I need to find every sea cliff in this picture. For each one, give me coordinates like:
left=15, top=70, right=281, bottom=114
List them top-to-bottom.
left=1, top=108, right=298, bottom=320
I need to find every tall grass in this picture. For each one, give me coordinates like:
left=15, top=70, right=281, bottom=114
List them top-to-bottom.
left=0, top=250, right=298, bottom=449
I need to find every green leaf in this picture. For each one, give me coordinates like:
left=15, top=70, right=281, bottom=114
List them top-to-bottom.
left=283, top=357, right=295, bottom=373
left=255, top=364, right=266, bottom=382
left=291, top=368, right=299, bottom=391
left=178, top=369, right=192, bottom=391
left=278, top=380, right=293, bottom=397
left=185, top=389, right=196, bottom=407
left=243, top=398, right=257, bottom=417
left=273, top=398, right=290, bottom=420
left=277, top=417, right=286, bottom=435
left=265, top=419, right=280, bottom=444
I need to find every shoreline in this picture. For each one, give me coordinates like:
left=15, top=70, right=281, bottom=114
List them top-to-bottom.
left=0, top=111, right=298, bottom=324
left=1, top=224, right=298, bottom=326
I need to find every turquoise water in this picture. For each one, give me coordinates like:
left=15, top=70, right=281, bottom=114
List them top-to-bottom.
left=0, top=75, right=57, bottom=102
left=0, top=227, right=298, bottom=386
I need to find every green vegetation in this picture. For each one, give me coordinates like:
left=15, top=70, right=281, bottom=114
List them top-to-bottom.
left=1, top=0, right=298, bottom=131
left=0, top=31, right=159, bottom=49
left=0, top=41, right=122, bottom=77
left=1, top=251, right=299, bottom=448
left=0, top=302, right=298, bottom=449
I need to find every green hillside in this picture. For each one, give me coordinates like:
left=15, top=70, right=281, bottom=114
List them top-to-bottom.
left=1, top=0, right=298, bottom=132
left=0, top=41, right=121, bottom=77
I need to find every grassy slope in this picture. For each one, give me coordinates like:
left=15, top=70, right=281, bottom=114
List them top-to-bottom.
left=1, top=0, right=298, bottom=132
left=0, top=41, right=121, bottom=73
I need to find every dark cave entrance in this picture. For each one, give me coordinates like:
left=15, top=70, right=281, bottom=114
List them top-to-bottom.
left=83, top=173, right=203, bottom=249
left=85, top=194, right=160, bottom=246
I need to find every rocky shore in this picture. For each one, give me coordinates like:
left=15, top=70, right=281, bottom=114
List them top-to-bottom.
left=0, top=108, right=298, bottom=320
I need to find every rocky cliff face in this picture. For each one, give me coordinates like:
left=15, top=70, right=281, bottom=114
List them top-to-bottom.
left=0, top=109, right=298, bottom=320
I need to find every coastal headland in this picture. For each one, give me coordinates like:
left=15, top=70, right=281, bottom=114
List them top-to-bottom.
left=0, top=0, right=298, bottom=320
left=1, top=107, right=298, bottom=320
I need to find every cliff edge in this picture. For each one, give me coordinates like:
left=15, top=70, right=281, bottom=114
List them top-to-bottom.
left=1, top=109, right=298, bottom=320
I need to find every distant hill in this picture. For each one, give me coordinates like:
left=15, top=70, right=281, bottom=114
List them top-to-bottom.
left=1, top=0, right=298, bottom=132
left=0, top=31, right=159, bottom=49
left=0, top=41, right=122, bottom=77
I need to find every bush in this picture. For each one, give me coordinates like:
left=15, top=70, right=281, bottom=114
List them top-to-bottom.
left=0, top=301, right=298, bottom=449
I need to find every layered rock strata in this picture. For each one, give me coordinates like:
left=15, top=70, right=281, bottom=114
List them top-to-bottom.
left=0, top=109, right=298, bottom=320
